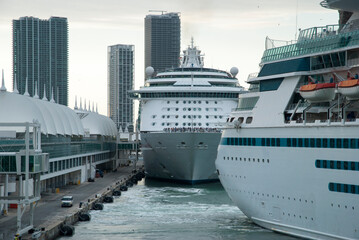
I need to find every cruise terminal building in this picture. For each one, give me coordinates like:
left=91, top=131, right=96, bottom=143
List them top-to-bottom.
left=0, top=79, right=133, bottom=204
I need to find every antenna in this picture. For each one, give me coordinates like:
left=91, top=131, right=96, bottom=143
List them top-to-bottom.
left=295, top=0, right=299, bottom=40
left=149, top=10, right=167, bottom=15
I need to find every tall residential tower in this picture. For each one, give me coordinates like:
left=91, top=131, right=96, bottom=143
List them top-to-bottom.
left=145, top=12, right=181, bottom=75
left=12, top=16, right=68, bottom=105
left=107, top=44, right=134, bottom=132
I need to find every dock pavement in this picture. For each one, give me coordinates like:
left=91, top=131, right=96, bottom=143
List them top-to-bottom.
left=0, top=163, right=143, bottom=240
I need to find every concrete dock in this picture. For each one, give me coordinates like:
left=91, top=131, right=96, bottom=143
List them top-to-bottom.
left=0, top=164, right=143, bottom=240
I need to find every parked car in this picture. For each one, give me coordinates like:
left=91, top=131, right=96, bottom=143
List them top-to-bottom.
left=96, top=169, right=104, bottom=178
left=61, top=196, right=73, bottom=207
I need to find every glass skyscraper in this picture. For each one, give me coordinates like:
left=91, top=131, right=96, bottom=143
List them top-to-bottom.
left=145, top=12, right=181, bottom=75
left=12, top=16, right=68, bottom=105
left=107, top=44, right=134, bottom=132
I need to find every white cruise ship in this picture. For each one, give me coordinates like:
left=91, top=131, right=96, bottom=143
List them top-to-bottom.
left=216, top=0, right=359, bottom=239
left=130, top=40, right=244, bottom=184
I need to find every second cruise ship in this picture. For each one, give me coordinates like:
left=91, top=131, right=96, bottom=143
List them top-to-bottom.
left=216, top=0, right=359, bottom=239
left=130, top=40, right=244, bottom=184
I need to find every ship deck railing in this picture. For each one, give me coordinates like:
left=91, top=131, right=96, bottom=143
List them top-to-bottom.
left=261, top=25, right=359, bottom=64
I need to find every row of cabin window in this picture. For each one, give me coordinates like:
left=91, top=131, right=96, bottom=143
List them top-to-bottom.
left=166, top=100, right=218, bottom=104
left=163, top=108, right=220, bottom=111
left=160, top=115, right=223, bottom=119
left=156, top=122, right=211, bottom=127
left=222, top=137, right=359, bottom=149
left=316, top=160, right=359, bottom=171
left=328, top=182, right=359, bottom=195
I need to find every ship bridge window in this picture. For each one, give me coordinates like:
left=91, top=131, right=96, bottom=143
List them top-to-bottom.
left=311, top=51, right=346, bottom=70
left=259, top=78, right=283, bottom=92
left=236, top=97, right=259, bottom=111
left=238, top=117, right=244, bottom=123
left=246, top=117, right=253, bottom=124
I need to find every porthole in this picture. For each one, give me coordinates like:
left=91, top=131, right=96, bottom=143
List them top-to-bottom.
left=167, top=101, right=170, bottom=104
left=176, top=101, right=179, bottom=104
left=183, top=101, right=186, bottom=104
left=194, top=101, right=197, bottom=104
left=199, top=101, right=202, bottom=104
left=206, top=101, right=209, bottom=104
left=215, top=101, right=217, bottom=104
left=167, top=108, right=170, bottom=111
left=176, top=108, right=179, bottom=111
left=183, top=108, right=186, bottom=111
left=188, top=108, right=191, bottom=111
left=199, top=108, right=202, bottom=111
left=206, top=108, right=209, bottom=111
left=214, top=108, right=217, bottom=111
left=152, top=115, right=156, bottom=118
left=162, top=115, right=165, bottom=118
left=167, top=115, right=170, bottom=118
left=175, top=115, right=179, bottom=118
left=183, top=115, right=186, bottom=118
left=199, top=115, right=202, bottom=119
left=206, top=115, right=209, bottom=119
left=214, top=116, right=218, bottom=119
left=246, top=117, right=253, bottom=124
left=152, top=123, right=156, bottom=126
left=162, top=123, right=165, bottom=126
left=167, top=123, right=170, bottom=126
left=175, top=123, right=178, bottom=126
left=183, top=123, right=186, bottom=126
left=188, top=123, right=191, bottom=126
left=194, top=123, right=197, bottom=126
left=199, top=123, right=202, bottom=126
left=206, top=123, right=209, bottom=126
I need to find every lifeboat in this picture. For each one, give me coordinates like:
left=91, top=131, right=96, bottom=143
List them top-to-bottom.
left=337, top=79, right=359, bottom=100
left=299, top=82, right=336, bottom=103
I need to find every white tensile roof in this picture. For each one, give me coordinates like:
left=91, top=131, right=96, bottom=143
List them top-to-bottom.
left=0, top=74, right=117, bottom=137
left=0, top=89, right=85, bottom=136
left=76, top=110, right=117, bottom=137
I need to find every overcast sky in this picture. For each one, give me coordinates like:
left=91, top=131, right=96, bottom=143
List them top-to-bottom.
left=0, top=0, right=338, bottom=115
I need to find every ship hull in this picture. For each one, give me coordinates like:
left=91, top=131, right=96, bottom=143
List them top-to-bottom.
left=216, top=126, right=359, bottom=240
left=141, top=131, right=221, bottom=184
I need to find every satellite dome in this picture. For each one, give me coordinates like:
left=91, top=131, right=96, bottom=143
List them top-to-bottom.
left=145, top=66, right=155, bottom=77
left=230, top=67, right=238, bottom=78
